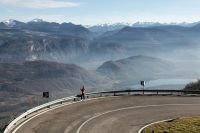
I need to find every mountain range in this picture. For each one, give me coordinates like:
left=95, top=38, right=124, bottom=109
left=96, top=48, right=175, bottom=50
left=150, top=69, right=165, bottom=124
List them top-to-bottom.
left=0, top=19, right=92, bottom=63
left=1, top=19, right=200, bottom=127
left=1, top=19, right=200, bottom=65
left=1, top=19, right=91, bottom=38
left=88, top=21, right=200, bottom=34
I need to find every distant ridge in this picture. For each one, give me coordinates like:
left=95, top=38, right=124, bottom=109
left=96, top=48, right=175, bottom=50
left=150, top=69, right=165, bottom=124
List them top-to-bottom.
left=97, top=55, right=174, bottom=81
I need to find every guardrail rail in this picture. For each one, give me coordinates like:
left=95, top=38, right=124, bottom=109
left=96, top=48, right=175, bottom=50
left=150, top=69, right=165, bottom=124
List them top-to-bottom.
left=4, top=89, right=200, bottom=133
left=4, top=96, right=76, bottom=133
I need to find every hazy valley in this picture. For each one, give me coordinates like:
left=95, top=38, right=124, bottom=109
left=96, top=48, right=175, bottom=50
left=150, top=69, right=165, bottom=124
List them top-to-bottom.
left=1, top=19, right=200, bottom=128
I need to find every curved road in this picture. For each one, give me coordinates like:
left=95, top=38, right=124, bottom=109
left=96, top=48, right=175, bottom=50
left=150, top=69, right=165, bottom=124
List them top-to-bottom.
left=14, top=96, right=200, bottom=133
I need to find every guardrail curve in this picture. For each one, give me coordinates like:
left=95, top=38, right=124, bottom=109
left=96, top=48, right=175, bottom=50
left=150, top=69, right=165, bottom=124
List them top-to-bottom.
left=4, top=89, right=200, bottom=133
left=4, top=96, right=76, bottom=133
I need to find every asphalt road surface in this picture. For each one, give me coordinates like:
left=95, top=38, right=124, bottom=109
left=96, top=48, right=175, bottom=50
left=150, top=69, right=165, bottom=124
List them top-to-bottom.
left=14, top=96, right=200, bottom=133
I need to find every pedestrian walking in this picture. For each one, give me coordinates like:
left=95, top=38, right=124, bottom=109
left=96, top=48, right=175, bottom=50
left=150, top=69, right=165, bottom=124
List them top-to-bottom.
left=80, top=86, right=85, bottom=100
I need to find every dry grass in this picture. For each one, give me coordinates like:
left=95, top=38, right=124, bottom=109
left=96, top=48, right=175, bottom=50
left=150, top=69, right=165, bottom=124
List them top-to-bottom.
left=143, top=117, right=200, bottom=133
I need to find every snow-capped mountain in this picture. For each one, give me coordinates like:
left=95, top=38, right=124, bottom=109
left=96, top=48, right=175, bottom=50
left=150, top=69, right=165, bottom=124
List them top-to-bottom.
left=29, top=18, right=44, bottom=23
left=1, top=19, right=200, bottom=64
left=2, top=19, right=26, bottom=29
left=3, top=19, right=17, bottom=27
left=88, top=21, right=200, bottom=35
left=132, top=21, right=200, bottom=27
left=132, top=22, right=163, bottom=27
left=88, top=23, right=132, bottom=35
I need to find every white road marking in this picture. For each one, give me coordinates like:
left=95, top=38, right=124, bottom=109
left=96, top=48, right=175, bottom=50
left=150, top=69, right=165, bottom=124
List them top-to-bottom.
left=12, top=96, right=118, bottom=133
left=76, top=104, right=200, bottom=133
left=137, top=118, right=173, bottom=133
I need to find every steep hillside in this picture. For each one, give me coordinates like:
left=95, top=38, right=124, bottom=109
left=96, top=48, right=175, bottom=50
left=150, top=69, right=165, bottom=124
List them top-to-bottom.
left=0, top=20, right=92, bottom=63
left=0, top=22, right=8, bottom=29
left=0, top=29, right=91, bottom=63
left=97, top=55, right=174, bottom=81
left=0, top=60, right=104, bottom=127
left=0, top=60, right=99, bottom=94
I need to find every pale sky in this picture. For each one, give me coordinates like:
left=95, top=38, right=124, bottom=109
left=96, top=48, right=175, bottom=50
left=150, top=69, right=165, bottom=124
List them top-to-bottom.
left=1, top=0, right=200, bottom=25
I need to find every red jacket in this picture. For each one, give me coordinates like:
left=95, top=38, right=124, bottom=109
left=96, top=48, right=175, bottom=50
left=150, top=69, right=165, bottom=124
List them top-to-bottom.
left=80, top=86, right=85, bottom=93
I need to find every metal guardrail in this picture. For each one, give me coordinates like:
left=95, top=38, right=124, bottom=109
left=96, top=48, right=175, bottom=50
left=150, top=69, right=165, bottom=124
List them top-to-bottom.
left=4, top=89, right=200, bottom=133
left=88, top=89, right=200, bottom=96
left=4, top=96, right=76, bottom=133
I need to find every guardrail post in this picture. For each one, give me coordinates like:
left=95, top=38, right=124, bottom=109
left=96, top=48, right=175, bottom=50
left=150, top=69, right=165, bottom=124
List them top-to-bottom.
left=128, top=90, right=130, bottom=95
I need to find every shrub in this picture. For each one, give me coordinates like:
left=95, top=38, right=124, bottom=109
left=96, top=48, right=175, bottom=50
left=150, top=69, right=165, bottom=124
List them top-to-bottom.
left=184, top=80, right=200, bottom=91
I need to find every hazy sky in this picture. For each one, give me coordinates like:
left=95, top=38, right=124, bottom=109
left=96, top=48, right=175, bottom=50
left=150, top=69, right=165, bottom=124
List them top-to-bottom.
left=1, top=0, right=200, bottom=25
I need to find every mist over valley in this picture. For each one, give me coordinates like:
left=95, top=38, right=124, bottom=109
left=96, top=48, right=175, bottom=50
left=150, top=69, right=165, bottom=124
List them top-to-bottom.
left=0, top=19, right=200, bottom=128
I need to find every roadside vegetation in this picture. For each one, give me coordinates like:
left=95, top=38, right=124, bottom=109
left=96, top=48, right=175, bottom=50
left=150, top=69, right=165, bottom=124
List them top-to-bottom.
left=184, top=80, right=200, bottom=91
left=143, top=117, right=200, bottom=133
left=0, top=128, right=3, bottom=133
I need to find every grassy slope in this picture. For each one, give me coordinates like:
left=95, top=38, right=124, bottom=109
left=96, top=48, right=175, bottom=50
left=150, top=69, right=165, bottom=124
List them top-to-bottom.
left=143, top=117, right=200, bottom=133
